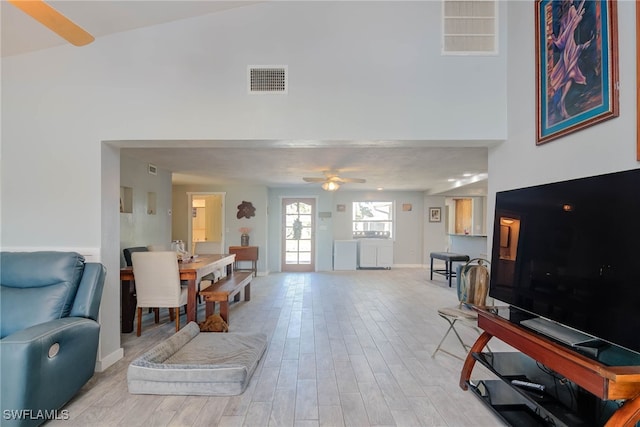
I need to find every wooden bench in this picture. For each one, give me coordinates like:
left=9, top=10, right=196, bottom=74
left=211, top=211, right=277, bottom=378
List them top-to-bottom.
left=199, top=271, right=252, bottom=324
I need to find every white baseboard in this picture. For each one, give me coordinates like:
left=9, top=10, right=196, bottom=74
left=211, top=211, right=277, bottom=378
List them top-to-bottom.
left=392, top=264, right=424, bottom=269
left=95, top=347, right=124, bottom=372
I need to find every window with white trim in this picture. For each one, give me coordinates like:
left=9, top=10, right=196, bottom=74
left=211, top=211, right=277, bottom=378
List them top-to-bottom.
left=352, top=201, right=394, bottom=239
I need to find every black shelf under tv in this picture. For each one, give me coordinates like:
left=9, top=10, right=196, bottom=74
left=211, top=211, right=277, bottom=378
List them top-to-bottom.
left=459, top=309, right=640, bottom=427
left=467, top=352, right=593, bottom=426
left=468, top=379, right=547, bottom=426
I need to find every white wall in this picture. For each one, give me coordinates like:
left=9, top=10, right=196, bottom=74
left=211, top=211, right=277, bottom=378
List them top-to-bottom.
left=490, top=0, right=639, bottom=229
left=496, top=0, right=639, bottom=188
left=2, top=1, right=507, bottom=367
left=99, top=144, right=122, bottom=370
left=120, top=156, right=172, bottom=265
left=171, top=184, right=430, bottom=272
left=172, top=184, right=269, bottom=272
left=267, top=187, right=334, bottom=272
left=265, top=188, right=426, bottom=272
left=333, top=191, right=425, bottom=267
left=423, top=195, right=448, bottom=262
left=448, top=235, right=488, bottom=261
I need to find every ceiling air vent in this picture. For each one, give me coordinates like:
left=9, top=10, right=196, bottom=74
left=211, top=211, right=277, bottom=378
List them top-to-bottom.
left=248, top=66, right=288, bottom=94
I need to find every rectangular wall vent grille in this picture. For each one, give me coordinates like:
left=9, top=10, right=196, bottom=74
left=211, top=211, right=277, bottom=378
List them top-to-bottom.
left=442, top=0, right=497, bottom=55
left=248, top=66, right=288, bottom=94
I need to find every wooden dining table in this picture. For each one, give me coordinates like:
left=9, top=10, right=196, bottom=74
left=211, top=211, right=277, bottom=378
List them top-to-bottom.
left=120, top=253, right=236, bottom=332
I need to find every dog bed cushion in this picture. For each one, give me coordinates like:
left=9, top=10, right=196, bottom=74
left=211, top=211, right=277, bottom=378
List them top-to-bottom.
left=127, top=322, right=267, bottom=396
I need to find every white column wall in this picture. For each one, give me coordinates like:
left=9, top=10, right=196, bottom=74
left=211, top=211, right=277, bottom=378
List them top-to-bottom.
left=489, top=0, right=639, bottom=258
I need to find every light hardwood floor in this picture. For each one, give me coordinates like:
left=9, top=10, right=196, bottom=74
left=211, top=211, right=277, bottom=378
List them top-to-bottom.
left=49, top=269, right=506, bottom=426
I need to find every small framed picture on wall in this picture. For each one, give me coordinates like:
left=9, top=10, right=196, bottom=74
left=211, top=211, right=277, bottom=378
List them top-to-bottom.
left=429, top=207, right=441, bottom=223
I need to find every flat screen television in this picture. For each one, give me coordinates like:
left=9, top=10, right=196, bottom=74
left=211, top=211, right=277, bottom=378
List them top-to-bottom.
left=489, top=168, right=640, bottom=355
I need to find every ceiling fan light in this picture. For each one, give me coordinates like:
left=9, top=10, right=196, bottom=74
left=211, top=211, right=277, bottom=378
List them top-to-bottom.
left=321, top=181, right=340, bottom=191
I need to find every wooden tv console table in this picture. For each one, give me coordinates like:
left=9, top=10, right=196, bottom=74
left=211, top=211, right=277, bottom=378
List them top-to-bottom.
left=460, top=309, right=640, bottom=426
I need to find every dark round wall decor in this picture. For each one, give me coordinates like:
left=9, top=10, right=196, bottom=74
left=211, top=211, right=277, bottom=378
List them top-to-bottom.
left=237, top=201, right=256, bottom=219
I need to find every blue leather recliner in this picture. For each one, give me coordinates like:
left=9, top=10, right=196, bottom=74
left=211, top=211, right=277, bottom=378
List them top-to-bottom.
left=0, top=252, right=106, bottom=427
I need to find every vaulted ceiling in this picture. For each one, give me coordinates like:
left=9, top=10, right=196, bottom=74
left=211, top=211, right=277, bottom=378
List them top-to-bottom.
left=3, top=1, right=492, bottom=194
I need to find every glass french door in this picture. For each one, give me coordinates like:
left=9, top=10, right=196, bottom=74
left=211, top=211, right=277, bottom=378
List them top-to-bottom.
left=282, top=198, right=315, bottom=272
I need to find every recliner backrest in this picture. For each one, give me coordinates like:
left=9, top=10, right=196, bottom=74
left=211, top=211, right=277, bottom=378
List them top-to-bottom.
left=0, top=252, right=85, bottom=338
left=70, top=262, right=106, bottom=321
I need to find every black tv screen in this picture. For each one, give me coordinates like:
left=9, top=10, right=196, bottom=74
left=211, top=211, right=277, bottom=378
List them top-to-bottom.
left=490, top=168, right=640, bottom=355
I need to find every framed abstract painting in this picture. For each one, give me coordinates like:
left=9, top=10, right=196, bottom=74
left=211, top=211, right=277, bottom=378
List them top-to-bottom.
left=535, top=0, right=619, bottom=144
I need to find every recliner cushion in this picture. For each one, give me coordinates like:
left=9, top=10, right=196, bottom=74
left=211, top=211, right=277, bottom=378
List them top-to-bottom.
left=0, top=252, right=85, bottom=338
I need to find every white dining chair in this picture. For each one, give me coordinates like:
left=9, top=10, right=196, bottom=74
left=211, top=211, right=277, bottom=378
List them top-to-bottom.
left=147, top=244, right=169, bottom=251
left=131, top=251, right=188, bottom=336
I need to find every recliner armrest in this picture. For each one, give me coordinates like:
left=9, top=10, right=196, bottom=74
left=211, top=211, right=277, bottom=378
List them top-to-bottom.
left=0, top=317, right=100, bottom=421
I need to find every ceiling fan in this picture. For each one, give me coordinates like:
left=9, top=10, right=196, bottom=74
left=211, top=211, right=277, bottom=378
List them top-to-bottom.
left=9, top=0, right=94, bottom=47
left=303, top=171, right=366, bottom=191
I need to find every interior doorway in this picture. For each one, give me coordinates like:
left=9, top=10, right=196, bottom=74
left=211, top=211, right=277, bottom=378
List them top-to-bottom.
left=188, top=192, right=225, bottom=254
left=281, top=198, right=316, bottom=272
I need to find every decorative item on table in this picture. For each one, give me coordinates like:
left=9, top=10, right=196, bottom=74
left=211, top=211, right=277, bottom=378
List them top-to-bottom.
left=239, top=227, right=251, bottom=247
left=171, top=240, right=190, bottom=261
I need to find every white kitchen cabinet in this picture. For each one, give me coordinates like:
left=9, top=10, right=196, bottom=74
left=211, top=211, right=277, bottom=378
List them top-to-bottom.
left=358, top=239, right=393, bottom=269
left=333, top=240, right=358, bottom=270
